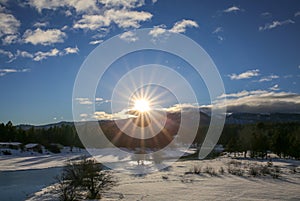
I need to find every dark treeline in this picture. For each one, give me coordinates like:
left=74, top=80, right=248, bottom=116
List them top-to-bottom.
left=0, top=120, right=299, bottom=159
left=0, top=121, right=83, bottom=148
left=215, top=122, right=300, bottom=159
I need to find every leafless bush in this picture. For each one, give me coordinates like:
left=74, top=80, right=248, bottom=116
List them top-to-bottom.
left=56, top=157, right=116, bottom=200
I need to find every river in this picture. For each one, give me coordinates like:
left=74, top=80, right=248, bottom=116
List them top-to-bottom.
left=0, top=167, right=62, bottom=201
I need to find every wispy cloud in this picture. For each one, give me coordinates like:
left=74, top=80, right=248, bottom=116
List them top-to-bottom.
left=27, top=0, right=99, bottom=14
left=98, top=0, right=145, bottom=9
left=223, top=6, right=241, bottom=13
left=73, top=9, right=152, bottom=30
left=106, top=9, right=152, bottom=28
left=295, top=11, right=300, bottom=17
left=0, top=12, right=20, bottom=44
left=261, top=12, right=272, bottom=18
left=0, top=13, right=20, bottom=36
left=73, top=14, right=111, bottom=30
left=149, top=19, right=198, bottom=37
left=170, top=19, right=199, bottom=33
left=259, top=19, right=295, bottom=31
left=33, top=21, right=49, bottom=28
left=149, top=25, right=167, bottom=37
left=212, top=27, right=223, bottom=34
left=212, top=27, right=224, bottom=42
left=23, top=28, right=66, bottom=45
left=119, top=31, right=138, bottom=42
left=2, top=34, right=19, bottom=45
left=89, top=39, right=103, bottom=45
left=33, top=46, right=78, bottom=61
left=64, top=46, right=79, bottom=55
left=33, top=48, right=60, bottom=61
left=0, top=49, right=13, bottom=59
left=7, top=50, right=33, bottom=62
left=16, top=50, right=33, bottom=59
left=0, top=68, right=30, bottom=76
left=229, top=69, right=260, bottom=80
left=257, top=75, right=279, bottom=82
left=269, top=84, right=280, bottom=91
left=75, top=97, right=110, bottom=105
left=75, top=98, right=93, bottom=105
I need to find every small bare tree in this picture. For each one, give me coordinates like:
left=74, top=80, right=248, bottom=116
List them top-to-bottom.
left=57, top=157, right=116, bottom=200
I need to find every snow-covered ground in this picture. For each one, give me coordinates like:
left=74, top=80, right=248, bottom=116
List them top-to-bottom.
left=0, top=147, right=87, bottom=171
left=1, top=147, right=300, bottom=201
left=25, top=155, right=300, bottom=201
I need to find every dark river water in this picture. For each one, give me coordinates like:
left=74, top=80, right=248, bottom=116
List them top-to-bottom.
left=0, top=167, right=62, bottom=201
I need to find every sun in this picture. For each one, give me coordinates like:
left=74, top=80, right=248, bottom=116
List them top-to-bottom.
left=133, top=99, right=150, bottom=113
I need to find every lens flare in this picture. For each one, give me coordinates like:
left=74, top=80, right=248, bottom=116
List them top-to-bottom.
left=133, top=99, right=150, bottom=113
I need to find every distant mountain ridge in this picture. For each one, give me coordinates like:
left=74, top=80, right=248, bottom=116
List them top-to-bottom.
left=17, top=112, right=300, bottom=129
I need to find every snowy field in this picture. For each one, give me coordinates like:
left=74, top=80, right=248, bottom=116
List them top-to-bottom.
left=1, top=147, right=300, bottom=201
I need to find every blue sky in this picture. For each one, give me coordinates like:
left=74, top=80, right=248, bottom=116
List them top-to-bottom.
left=0, top=0, right=300, bottom=125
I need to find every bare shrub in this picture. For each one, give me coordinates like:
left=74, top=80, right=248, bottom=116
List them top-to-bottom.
left=56, top=157, right=116, bottom=200
left=219, top=167, right=225, bottom=175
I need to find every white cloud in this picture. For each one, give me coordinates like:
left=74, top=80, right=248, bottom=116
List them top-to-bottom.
left=27, top=0, right=98, bottom=14
left=99, top=0, right=145, bottom=8
left=72, top=3, right=152, bottom=32
left=223, top=6, right=241, bottom=13
left=105, top=9, right=152, bottom=28
left=65, top=10, right=72, bottom=16
left=295, top=11, right=300, bottom=17
left=0, top=12, right=20, bottom=44
left=261, top=12, right=272, bottom=18
left=73, top=14, right=111, bottom=30
left=170, top=19, right=198, bottom=33
left=259, top=19, right=295, bottom=31
left=149, top=20, right=198, bottom=38
left=33, top=21, right=49, bottom=27
left=61, top=25, right=68, bottom=31
left=149, top=25, right=167, bottom=37
left=212, top=27, right=223, bottom=34
left=23, top=28, right=66, bottom=45
left=119, top=31, right=138, bottom=42
left=2, top=34, right=19, bottom=44
left=217, top=36, right=224, bottom=41
left=89, top=39, right=103, bottom=45
left=64, top=46, right=79, bottom=55
left=28, top=47, right=79, bottom=61
left=33, top=48, right=60, bottom=61
left=0, top=49, right=13, bottom=58
left=8, top=50, right=34, bottom=62
left=16, top=50, right=33, bottom=58
left=0, top=68, right=30, bottom=76
left=229, top=69, right=260, bottom=80
left=257, top=75, right=279, bottom=82
left=269, top=84, right=280, bottom=91
left=214, top=90, right=300, bottom=113
left=219, top=90, right=267, bottom=99
left=75, top=97, right=108, bottom=105
left=95, top=97, right=103, bottom=101
left=75, top=98, right=93, bottom=105
left=164, top=103, right=200, bottom=113
left=93, top=110, right=131, bottom=120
